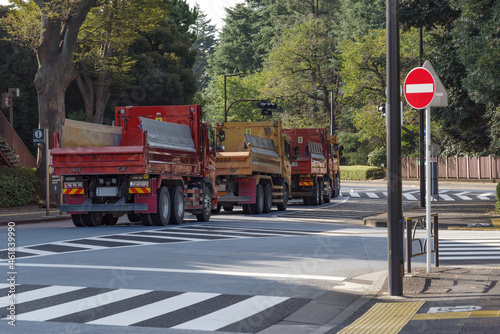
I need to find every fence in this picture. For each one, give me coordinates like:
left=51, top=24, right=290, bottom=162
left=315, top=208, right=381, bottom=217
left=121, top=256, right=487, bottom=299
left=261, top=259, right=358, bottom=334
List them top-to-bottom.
left=402, top=156, right=500, bottom=180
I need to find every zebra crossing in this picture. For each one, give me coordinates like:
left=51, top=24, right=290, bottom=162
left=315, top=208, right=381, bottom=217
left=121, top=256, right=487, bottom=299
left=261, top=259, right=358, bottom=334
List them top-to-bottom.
left=342, top=190, right=495, bottom=201
left=0, top=225, right=324, bottom=261
left=439, top=234, right=500, bottom=264
left=0, top=283, right=310, bottom=332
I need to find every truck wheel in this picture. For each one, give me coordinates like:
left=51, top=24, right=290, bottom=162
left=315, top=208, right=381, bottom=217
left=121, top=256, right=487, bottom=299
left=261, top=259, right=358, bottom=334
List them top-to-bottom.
left=333, top=175, right=340, bottom=198
left=318, top=183, right=324, bottom=205
left=250, top=184, right=264, bottom=214
left=263, top=184, right=272, bottom=213
left=277, top=184, right=288, bottom=211
left=310, top=184, right=320, bottom=206
left=323, top=185, right=331, bottom=203
left=150, top=186, right=171, bottom=226
left=169, top=186, right=185, bottom=225
left=196, top=188, right=212, bottom=222
left=303, top=197, right=310, bottom=206
left=212, top=204, right=221, bottom=214
left=242, top=204, right=251, bottom=214
left=223, top=205, right=234, bottom=212
left=82, top=212, right=102, bottom=227
left=127, top=213, right=141, bottom=222
left=71, top=214, right=86, bottom=227
left=102, top=214, right=118, bottom=225
left=140, top=214, right=153, bottom=226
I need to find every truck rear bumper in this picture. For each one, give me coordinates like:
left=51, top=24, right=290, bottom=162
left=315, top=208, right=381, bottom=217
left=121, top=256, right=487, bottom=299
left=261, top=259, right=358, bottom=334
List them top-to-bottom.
left=292, top=191, right=314, bottom=198
left=217, top=192, right=251, bottom=205
left=61, top=197, right=148, bottom=213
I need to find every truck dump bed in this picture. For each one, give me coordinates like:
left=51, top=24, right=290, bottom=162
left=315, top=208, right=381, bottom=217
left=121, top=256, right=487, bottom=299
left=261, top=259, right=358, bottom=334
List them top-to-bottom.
left=52, top=106, right=202, bottom=176
left=216, top=121, right=285, bottom=176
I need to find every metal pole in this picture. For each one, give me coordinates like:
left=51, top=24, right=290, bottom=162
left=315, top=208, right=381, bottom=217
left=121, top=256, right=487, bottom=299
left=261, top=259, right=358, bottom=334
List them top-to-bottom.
left=386, top=0, right=403, bottom=296
left=419, top=28, right=425, bottom=207
left=224, top=74, right=227, bottom=122
left=330, top=90, right=334, bottom=135
left=426, top=106, right=432, bottom=273
left=419, top=109, right=425, bottom=207
left=45, top=129, right=50, bottom=217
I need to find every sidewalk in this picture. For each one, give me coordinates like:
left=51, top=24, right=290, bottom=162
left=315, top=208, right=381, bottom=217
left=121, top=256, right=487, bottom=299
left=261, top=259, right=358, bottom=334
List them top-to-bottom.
left=0, top=205, right=69, bottom=226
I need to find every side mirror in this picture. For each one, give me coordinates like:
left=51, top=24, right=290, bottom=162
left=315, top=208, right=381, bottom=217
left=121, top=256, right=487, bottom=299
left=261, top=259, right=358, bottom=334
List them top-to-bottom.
left=219, top=130, right=225, bottom=142
left=333, top=144, right=339, bottom=151
left=293, top=146, right=299, bottom=156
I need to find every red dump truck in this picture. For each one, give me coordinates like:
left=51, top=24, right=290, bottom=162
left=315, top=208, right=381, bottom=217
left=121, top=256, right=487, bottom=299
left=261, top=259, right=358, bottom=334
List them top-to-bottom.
left=52, top=105, right=216, bottom=227
left=282, top=128, right=340, bottom=205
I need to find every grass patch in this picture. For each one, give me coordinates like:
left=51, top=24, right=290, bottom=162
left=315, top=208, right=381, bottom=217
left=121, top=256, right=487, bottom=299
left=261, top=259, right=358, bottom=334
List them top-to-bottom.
left=341, top=165, right=385, bottom=180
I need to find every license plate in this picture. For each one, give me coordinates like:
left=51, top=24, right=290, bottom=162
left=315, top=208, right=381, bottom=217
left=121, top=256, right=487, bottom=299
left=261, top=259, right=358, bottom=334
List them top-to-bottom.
left=96, top=187, right=118, bottom=197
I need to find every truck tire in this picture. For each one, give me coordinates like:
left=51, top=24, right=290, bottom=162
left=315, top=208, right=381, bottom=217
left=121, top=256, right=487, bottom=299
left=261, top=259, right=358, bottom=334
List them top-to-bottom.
left=333, top=175, right=340, bottom=198
left=250, top=184, right=264, bottom=214
left=263, top=184, right=272, bottom=213
left=277, top=184, right=288, bottom=211
left=310, top=184, right=320, bottom=206
left=323, top=185, right=331, bottom=203
left=149, top=186, right=171, bottom=226
left=169, top=186, right=185, bottom=224
left=196, top=188, right=212, bottom=222
left=212, top=204, right=221, bottom=214
left=242, top=204, right=251, bottom=214
left=223, top=205, right=234, bottom=212
left=82, top=212, right=103, bottom=227
left=127, top=213, right=141, bottom=222
left=71, top=214, right=86, bottom=227
left=102, top=214, right=118, bottom=225
left=140, top=214, right=153, bottom=226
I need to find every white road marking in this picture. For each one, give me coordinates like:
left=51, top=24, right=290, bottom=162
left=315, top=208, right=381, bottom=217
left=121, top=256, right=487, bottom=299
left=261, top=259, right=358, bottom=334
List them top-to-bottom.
left=455, top=191, right=472, bottom=200
left=366, top=192, right=379, bottom=199
left=477, top=192, right=493, bottom=200
left=402, top=193, right=417, bottom=201
left=0, top=263, right=347, bottom=282
left=0, top=286, right=84, bottom=307
left=16, top=289, right=150, bottom=321
left=87, top=292, right=219, bottom=326
left=172, top=295, right=289, bottom=331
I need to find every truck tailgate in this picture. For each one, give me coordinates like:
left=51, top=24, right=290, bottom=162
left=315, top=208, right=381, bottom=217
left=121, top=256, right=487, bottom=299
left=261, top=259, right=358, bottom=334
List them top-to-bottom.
left=52, top=146, right=146, bottom=175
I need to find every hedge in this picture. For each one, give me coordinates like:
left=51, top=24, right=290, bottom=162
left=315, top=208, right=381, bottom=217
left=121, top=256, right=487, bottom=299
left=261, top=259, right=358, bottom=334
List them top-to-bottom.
left=341, top=165, right=385, bottom=180
left=0, top=168, right=41, bottom=207
left=496, top=182, right=500, bottom=212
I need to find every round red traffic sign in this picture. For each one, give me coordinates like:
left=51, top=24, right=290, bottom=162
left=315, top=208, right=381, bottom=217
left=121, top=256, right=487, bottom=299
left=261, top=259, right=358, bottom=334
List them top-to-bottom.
left=404, top=67, right=435, bottom=109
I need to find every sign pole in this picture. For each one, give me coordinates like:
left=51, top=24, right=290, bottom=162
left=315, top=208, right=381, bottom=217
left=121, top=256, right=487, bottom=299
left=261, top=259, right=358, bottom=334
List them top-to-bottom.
left=386, top=0, right=403, bottom=296
left=426, top=106, right=432, bottom=273
left=45, top=129, right=50, bottom=217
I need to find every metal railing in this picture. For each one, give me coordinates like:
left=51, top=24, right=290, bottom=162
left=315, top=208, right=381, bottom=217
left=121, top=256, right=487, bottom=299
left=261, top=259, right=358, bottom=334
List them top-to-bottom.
left=0, top=111, right=36, bottom=168
left=405, top=214, right=439, bottom=273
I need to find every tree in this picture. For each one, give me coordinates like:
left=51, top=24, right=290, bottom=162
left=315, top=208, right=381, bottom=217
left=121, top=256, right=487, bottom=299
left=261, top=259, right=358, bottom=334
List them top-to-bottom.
left=1, top=0, right=99, bottom=172
left=75, top=0, right=167, bottom=124
left=338, top=0, right=385, bottom=41
left=191, top=5, right=217, bottom=91
left=124, top=17, right=198, bottom=107
left=261, top=19, right=341, bottom=130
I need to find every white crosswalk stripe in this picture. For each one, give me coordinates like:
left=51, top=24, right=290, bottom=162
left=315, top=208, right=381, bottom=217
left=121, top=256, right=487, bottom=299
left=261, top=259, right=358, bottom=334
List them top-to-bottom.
left=341, top=191, right=495, bottom=201
left=439, top=236, right=500, bottom=262
left=0, top=284, right=308, bottom=332
left=172, top=295, right=289, bottom=331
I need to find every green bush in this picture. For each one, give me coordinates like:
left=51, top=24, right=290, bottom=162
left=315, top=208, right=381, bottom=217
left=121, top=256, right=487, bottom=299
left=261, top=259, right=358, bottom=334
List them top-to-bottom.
left=367, top=147, right=386, bottom=167
left=341, top=165, right=385, bottom=180
left=0, top=168, right=41, bottom=207
left=496, top=182, right=500, bottom=212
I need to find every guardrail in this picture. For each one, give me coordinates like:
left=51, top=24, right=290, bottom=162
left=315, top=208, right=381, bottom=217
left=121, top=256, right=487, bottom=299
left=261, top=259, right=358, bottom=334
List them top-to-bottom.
left=405, top=214, right=439, bottom=273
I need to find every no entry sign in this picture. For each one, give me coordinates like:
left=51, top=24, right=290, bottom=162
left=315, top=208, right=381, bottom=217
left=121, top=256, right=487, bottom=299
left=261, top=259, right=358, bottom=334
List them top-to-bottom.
left=404, top=67, right=435, bottom=109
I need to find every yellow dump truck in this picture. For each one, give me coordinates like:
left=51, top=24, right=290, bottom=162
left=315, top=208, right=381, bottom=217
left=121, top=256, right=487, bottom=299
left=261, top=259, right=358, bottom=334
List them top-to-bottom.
left=215, top=121, right=291, bottom=214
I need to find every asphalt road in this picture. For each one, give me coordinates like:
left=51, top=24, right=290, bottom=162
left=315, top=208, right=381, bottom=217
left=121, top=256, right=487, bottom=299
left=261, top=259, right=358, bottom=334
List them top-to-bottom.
left=0, top=180, right=499, bottom=333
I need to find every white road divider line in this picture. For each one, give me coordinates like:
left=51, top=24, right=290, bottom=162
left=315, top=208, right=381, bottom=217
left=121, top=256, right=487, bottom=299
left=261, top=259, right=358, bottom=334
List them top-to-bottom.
left=0, top=263, right=346, bottom=282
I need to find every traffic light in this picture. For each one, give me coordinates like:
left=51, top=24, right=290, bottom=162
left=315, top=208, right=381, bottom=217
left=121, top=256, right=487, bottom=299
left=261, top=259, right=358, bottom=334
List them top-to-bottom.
left=2, top=93, right=12, bottom=108
left=257, top=100, right=277, bottom=116
left=378, top=103, right=386, bottom=118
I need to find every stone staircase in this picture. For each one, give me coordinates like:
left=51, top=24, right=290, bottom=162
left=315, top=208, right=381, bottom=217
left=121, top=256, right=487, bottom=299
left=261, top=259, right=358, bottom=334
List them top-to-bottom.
left=0, top=135, right=22, bottom=167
